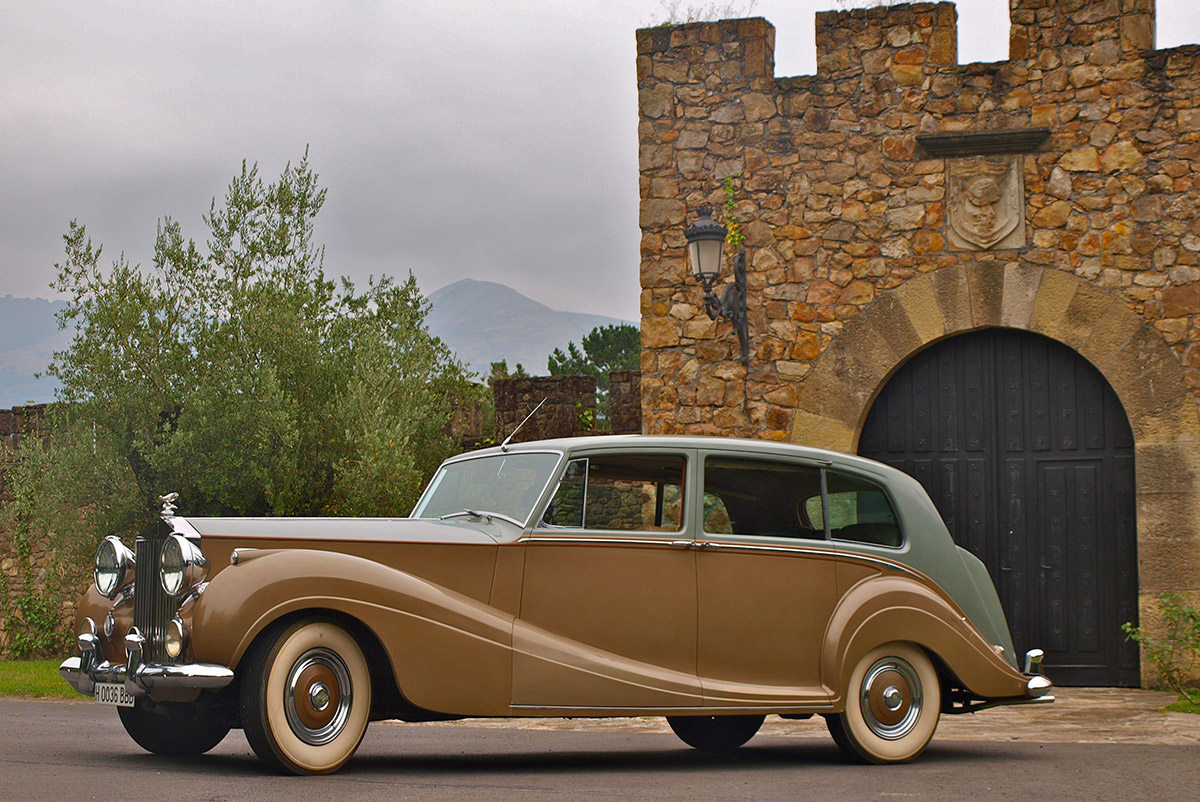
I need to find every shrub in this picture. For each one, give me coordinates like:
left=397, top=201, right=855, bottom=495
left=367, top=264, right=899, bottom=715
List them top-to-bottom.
left=1123, top=592, right=1200, bottom=705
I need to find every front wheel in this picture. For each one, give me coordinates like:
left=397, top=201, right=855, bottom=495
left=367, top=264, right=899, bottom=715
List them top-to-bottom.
left=240, top=618, right=372, bottom=775
left=825, top=642, right=940, bottom=764
left=118, top=696, right=232, bottom=756
left=667, top=715, right=764, bottom=752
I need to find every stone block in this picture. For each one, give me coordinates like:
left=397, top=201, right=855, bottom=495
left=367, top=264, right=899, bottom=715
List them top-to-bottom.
left=966, top=262, right=1006, bottom=327
left=1000, top=263, right=1043, bottom=329
left=929, top=266, right=973, bottom=333
left=1029, top=268, right=1080, bottom=340
left=894, top=275, right=945, bottom=345
left=861, top=291, right=924, bottom=364
left=1103, top=327, right=1190, bottom=423
left=790, top=409, right=855, bottom=453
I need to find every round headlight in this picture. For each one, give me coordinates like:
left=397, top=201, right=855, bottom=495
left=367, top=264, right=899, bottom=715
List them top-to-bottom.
left=160, top=534, right=208, bottom=597
left=94, top=536, right=135, bottom=599
left=164, top=617, right=187, bottom=659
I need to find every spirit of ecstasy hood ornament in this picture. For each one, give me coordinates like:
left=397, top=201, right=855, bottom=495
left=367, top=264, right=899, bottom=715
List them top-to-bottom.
left=159, top=492, right=180, bottom=519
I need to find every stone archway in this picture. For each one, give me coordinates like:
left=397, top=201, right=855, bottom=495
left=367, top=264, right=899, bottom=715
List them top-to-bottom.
left=792, top=263, right=1200, bottom=686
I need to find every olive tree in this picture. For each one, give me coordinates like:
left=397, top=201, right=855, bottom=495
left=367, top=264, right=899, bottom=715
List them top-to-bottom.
left=10, top=154, right=475, bottom=556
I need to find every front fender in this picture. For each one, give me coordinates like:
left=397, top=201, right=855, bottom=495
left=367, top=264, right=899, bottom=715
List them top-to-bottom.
left=190, top=548, right=514, bottom=715
left=822, top=573, right=1029, bottom=704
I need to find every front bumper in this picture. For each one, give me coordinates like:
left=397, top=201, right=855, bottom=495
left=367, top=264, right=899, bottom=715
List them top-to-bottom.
left=59, top=626, right=233, bottom=698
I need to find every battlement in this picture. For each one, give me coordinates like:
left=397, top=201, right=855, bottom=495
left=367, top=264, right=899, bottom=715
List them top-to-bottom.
left=636, top=0, right=1158, bottom=86
left=1009, top=0, right=1155, bottom=62
left=815, top=2, right=957, bottom=78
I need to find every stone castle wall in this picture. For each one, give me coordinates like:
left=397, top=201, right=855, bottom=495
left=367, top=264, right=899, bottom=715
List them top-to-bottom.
left=636, top=0, right=1200, bottom=683
left=637, top=0, right=1198, bottom=440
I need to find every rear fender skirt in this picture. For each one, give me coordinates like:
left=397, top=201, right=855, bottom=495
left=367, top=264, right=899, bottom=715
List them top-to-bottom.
left=822, top=573, right=1029, bottom=704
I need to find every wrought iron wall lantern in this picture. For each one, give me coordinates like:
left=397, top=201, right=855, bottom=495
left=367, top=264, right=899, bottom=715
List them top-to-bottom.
left=684, top=208, right=749, bottom=366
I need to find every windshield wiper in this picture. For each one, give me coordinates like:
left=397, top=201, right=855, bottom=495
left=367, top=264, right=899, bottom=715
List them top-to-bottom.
left=438, top=509, right=528, bottom=528
left=439, top=509, right=493, bottom=522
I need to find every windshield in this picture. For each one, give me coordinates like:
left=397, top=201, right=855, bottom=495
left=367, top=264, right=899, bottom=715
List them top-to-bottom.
left=411, top=452, right=562, bottom=525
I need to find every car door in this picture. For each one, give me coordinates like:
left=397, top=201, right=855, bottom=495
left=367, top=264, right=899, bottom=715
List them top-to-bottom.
left=511, top=449, right=703, bottom=710
left=695, top=452, right=838, bottom=709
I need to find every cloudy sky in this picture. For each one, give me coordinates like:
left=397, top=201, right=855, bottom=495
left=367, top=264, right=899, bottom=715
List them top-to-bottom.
left=3, top=1, right=1198, bottom=321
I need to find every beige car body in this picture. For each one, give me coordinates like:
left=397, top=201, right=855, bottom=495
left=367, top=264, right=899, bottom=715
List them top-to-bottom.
left=65, top=435, right=1052, bottom=770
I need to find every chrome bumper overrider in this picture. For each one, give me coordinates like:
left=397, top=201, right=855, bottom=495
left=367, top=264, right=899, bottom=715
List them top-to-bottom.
left=58, top=626, right=233, bottom=698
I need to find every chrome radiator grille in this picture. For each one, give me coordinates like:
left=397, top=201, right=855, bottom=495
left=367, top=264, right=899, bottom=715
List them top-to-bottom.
left=133, top=534, right=178, bottom=662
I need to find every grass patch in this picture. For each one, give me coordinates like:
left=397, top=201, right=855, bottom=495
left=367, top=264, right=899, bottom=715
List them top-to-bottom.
left=0, top=659, right=79, bottom=699
left=1165, top=694, right=1200, bottom=715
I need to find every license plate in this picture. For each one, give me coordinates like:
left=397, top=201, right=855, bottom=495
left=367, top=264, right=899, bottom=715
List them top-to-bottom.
left=94, top=682, right=135, bottom=707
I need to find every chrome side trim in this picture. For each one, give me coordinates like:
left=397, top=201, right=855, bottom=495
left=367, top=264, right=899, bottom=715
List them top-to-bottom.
left=521, top=535, right=921, bottom=577
left=524, top=536, right=690, bottom=548
left=510, top=703, right=830, bottom=714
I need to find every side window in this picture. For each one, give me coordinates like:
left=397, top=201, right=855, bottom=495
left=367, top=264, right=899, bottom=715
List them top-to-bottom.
left=541, top=454, right=685, bottom=532
left=703, top=457, right=824, bottom=540
left=541, top=459, right=586, bottom=527
left=825, top=470, right=902, bottom=547
left=703, top=492, right=733, bottom=534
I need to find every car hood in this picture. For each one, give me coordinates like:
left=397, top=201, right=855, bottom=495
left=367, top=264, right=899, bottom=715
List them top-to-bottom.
left=185, top=515, right=507, bottom=545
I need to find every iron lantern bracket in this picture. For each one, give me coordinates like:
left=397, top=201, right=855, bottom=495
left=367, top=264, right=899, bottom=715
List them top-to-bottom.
left=698, top=247, right=750, bottom=366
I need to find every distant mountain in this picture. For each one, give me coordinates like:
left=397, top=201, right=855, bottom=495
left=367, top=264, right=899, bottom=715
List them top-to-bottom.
left=426, top=279, right=634, bottom=377
left=0, top=282, right=633, bottom=409
left=0, top=295, right=68, bottom=407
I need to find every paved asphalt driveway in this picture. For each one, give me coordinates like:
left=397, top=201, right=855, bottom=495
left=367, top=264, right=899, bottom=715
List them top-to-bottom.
left=2, top=690, right=1196, bottom=801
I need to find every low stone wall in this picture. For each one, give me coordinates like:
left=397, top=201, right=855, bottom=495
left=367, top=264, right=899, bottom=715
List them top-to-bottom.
left=609, top=369, right=644, bottom=434
left=493, top=375, right=598, bottom=443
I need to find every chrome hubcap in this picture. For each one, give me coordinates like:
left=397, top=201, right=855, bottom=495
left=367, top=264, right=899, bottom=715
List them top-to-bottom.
left=285, top=648, right=352, bottom=745
left=860, top=657, right=923, bottom=740
left=309, top=681, right=331, bottom=712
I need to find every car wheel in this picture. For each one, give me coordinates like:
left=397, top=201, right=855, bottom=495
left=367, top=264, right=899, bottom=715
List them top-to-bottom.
left=240, top=618, right=372, bottom=775
left=825, top=642, right=940, bottom=764
left=118, top=696, right=232, bottom=755
left=667, top=715, right=764, bottom=752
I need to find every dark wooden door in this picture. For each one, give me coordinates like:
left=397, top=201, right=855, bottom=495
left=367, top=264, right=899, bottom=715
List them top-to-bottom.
left=859, top=328, right=1138, bottom=686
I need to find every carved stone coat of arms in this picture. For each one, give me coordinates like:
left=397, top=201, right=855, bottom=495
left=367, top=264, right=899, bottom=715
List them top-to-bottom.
left=947, top=156, right=1025, bottom=250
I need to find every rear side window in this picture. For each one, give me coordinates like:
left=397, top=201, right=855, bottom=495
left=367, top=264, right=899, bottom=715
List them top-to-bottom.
left=541, top=454, right=685, bottom=532
left=703, top=457, right=824, bottom=540
left=813, top=470, right=902, bottom=548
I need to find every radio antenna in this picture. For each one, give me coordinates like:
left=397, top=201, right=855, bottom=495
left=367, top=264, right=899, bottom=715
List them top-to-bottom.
left=500, top=397, right=547, bottom=452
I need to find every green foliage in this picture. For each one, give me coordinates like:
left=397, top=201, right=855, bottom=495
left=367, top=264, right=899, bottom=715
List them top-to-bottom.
left=11, top=153, right=474, bottom=549
left=721, top=174, right=745, bottom=252
left=548, top=324, right=641, bottom=427
left=548, top=324, right=641, bottom=393
left=488, top=360, right=529, bottom=385
left=4, top=588, right=69, bottom=660
left=1123, top=593, right=1200, bottom=705
left=1166, top=695, right=1200, bottom=714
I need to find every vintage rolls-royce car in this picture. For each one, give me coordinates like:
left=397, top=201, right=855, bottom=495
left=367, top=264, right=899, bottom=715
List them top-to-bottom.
left=61, top=435, right=1052, bottom=774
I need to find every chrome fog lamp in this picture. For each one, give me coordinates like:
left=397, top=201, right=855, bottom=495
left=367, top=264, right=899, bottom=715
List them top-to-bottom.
left=159, top=534, right=208, bottom=597
left=94, top=536, right=136, bottom=599
left=164, top=617, right=188, bottom=659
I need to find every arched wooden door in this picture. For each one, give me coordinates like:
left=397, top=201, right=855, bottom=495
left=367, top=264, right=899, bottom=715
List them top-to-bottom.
left=859, top=328, right=1138, bottom=686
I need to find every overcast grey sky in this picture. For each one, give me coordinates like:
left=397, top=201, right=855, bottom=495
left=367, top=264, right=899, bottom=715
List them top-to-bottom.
left=3, top=1, right=1197, bottom=321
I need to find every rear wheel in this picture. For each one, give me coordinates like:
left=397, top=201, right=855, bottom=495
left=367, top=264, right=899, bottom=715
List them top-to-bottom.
left=240, top=618, right=372, bottom=775
left=825, top=642, right=940, bottom=764
left=118, top=695, right=232, bottom=756
left=667, top=715, right=764, bottom=752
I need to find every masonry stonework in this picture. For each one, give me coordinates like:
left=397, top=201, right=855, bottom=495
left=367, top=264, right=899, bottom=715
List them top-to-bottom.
left=637, top=1, right=1200, bottom=684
